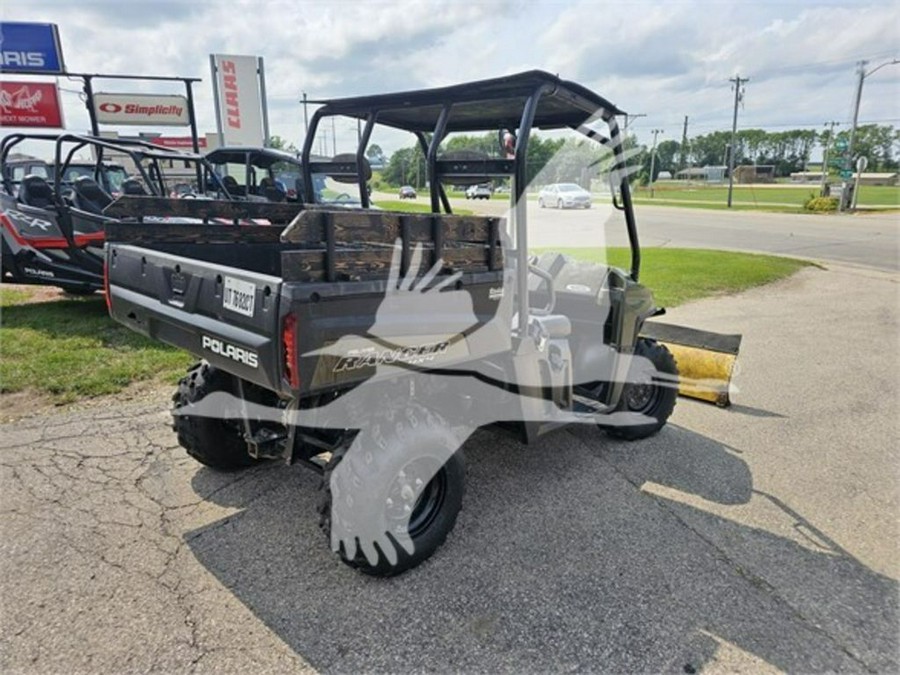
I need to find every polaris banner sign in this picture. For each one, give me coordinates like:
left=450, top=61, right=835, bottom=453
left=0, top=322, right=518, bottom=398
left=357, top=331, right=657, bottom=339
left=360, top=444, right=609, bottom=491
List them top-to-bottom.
left=0, top=22, right=66, bottom=75
left=94, top=92, right=190, bottom=126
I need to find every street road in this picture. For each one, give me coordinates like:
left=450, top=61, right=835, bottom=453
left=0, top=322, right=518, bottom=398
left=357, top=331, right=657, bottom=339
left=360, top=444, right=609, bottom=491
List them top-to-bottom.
left=444, top=196, right=899, bottom=270
left=2, top=259, right=897, bottom=673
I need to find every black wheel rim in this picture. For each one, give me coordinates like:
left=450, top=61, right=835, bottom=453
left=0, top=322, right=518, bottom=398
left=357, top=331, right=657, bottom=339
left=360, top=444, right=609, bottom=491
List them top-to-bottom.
left=624, top=377, right=660, bottom=414
left=385, top=457, right=447, bottom=539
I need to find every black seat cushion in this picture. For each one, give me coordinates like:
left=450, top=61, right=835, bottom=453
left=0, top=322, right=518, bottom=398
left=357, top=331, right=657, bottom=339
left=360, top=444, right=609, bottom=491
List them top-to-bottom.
left=17, top=174, right=55, bottom=209
left=221, top=175, right=243, bottom=197
left=72, top=176, right=113, bottom=214
left=120, top=177, right=148, bottom=196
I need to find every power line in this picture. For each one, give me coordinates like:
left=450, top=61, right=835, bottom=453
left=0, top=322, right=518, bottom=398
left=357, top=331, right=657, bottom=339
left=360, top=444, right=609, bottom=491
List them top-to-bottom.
left=752, top=49, right=899, bottom=79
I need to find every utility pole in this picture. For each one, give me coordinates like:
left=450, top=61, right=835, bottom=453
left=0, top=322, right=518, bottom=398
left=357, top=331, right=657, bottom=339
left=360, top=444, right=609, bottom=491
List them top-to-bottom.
left=839, top=58, right=899, bottom=210
left=727, top=75, right=749, bottom=208
left=302, top=92, right=309, bottom=134
left=623, top=113, right=646, bottom=134
left=678, top=115, right=689, bottom=173
left=331, top=116, right=337, bottom=156
left=820, top=121, right=839, bottom=197
left=648, top=129, right=663, bottom=198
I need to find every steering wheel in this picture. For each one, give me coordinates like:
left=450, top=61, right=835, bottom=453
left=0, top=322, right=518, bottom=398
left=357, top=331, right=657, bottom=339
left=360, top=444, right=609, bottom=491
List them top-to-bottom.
left=332, top=192, right=353, bottom=203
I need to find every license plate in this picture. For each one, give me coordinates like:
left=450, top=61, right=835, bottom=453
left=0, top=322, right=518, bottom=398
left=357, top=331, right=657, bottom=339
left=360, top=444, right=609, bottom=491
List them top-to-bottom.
left=222, top=276, right=256, bottom=317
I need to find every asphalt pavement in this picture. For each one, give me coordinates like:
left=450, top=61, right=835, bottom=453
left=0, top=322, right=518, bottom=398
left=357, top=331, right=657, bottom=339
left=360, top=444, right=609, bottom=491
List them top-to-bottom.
left=444, top=196, right=899, bottom=271
left=2, top=252, right=897, bottom=672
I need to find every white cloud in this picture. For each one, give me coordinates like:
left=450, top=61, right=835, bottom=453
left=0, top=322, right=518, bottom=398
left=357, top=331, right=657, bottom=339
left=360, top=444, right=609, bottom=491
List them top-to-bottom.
left=2, top=0, right=898, bottom=151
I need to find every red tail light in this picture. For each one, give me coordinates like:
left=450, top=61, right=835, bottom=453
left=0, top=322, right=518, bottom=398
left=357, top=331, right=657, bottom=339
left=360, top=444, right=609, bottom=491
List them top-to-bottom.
left=103, top=258, right=112, bottom=312
left=282, top=313, right=300, bottom=389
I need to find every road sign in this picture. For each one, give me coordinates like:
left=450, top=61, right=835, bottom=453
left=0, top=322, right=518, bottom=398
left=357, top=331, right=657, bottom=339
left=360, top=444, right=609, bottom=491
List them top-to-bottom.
left=0, top=22, right=66, bottom=75
left=834, top=138, right=848, bottom=152
left=840, top=169, right=853, bottom=180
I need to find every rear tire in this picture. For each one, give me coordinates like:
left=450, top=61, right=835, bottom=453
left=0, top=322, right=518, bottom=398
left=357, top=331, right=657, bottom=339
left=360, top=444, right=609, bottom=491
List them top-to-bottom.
left=538, top=198, right=545, bottom=208
left=603, top=339, right=678, bottom=441
left=172, top=362, right=258, bottom=470
left=318, top=403, right=465, bottom=576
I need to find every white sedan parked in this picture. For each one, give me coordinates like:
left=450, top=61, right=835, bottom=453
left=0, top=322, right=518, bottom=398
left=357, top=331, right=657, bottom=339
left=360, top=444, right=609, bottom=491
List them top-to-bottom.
left=537, top=183, right=592, bottom=209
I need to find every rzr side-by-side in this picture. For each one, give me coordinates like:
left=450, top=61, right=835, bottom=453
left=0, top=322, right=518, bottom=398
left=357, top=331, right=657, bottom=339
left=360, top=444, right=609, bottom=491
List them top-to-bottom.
left=106, top=71, right=686, bottom=575
left=0, top=134, right=228, bottom=293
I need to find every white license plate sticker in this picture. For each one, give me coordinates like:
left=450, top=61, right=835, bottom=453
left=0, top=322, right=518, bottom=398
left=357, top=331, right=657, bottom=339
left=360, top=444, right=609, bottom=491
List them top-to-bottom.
left=222, top=276, right=256, bottom=317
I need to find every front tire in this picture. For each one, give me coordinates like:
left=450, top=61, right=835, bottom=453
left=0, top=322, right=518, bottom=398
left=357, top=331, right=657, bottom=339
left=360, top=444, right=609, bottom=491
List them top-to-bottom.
left=557, top=199, right=564, bottom=209
left=603, top=339, right=678, bottom=441
left=172, top=362, right=258, bottom=470
left=318, top=403, right=465, bottom=576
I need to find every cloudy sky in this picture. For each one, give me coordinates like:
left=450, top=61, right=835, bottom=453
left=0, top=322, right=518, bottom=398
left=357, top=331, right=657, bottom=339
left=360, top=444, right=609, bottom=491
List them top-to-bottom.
left=3, top=0, right=899, bottom=155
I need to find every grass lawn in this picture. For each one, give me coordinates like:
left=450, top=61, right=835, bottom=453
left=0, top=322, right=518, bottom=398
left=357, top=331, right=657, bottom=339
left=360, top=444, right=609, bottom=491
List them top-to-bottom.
left=631, top=183, right=899, bottom=209
left=374, top=200, right=474, bottom=215
left=0, top=247, right=809, bottom=403
left=533, top=247, right=813, bottom=308
left=0, top=288, right=193, bottom=403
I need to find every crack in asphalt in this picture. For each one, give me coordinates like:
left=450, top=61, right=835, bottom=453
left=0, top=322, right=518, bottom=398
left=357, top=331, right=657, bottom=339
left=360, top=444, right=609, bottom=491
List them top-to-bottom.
left=574, top=430, right=878, bottom=673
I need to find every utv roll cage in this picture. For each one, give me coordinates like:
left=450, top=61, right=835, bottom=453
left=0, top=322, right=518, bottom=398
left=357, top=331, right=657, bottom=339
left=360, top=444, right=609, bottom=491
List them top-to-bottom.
left=300, top=70, right=639, bottom=334
left=0, top=133, right=227, bottom=202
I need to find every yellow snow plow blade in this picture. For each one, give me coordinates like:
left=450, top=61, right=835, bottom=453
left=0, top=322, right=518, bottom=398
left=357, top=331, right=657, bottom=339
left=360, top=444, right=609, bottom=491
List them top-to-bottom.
left=641, top=322, right=742, bottom=407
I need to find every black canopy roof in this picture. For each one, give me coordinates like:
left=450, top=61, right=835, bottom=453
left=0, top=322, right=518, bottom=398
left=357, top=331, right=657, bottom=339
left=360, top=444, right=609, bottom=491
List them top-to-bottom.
left=315, top=70, right=625, bottom=133
left=206, top=146, right=302, bottom=168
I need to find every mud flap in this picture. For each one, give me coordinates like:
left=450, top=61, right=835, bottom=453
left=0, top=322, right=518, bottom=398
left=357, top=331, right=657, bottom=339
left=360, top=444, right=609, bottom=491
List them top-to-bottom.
left=640, top=321, right=742, bottom=407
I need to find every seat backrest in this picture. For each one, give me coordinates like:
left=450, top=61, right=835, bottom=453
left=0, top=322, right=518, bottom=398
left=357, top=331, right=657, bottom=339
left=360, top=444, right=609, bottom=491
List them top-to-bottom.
left=17, top=174, right=56, bottom=209
left=221, top=175, right=243, bottom=197
left=72, top=176, right=113, bottom=214
left=120, top=177, right=148, bottom=196
left=259, top=178, right=286, bottom=202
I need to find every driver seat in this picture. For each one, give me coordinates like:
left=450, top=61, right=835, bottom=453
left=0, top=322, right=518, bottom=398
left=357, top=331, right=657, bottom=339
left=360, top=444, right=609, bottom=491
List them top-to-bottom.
left=17, top=175, right=56, bottom=209
left=221, top=175, right=242, bottom=197
left=72, top=176, right=113, bottom=214
left=120, top=177, right=148, bottom=196
left=259, top=177, right=286, bottom=202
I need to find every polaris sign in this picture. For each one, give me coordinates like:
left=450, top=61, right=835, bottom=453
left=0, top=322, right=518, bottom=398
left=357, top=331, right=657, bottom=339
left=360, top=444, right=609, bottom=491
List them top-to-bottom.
left=0, top=22, right=66, bottom=75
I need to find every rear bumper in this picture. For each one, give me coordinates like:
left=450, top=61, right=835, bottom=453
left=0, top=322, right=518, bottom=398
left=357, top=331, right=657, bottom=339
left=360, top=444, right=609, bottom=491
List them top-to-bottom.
left=109, top=284, right=285, bottom=393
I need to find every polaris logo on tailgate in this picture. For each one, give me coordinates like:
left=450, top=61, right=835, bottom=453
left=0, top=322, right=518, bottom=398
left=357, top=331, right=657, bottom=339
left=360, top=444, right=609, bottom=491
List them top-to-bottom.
left=202, top=335, right=259, bottom=368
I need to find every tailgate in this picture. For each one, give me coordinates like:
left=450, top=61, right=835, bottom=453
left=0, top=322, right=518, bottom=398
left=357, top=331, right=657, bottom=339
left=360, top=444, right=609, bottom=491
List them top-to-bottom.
left=108, top=244, right=284, bottom=391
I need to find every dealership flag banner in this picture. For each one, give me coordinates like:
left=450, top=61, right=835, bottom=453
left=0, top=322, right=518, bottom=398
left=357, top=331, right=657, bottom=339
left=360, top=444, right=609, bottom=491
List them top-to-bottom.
left=0, top=22, right=66, bottom=74
left=210, top=54, right=268, bottom=147
left=0, top=81, right=64, bottom=127
left=93, top=92, right=190, bottom=126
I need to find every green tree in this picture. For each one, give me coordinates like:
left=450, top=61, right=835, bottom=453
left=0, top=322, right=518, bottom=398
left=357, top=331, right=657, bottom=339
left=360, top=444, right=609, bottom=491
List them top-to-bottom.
left=266, top=134, right=298, bottom=153
left=366, top=143, right=386, bottom=165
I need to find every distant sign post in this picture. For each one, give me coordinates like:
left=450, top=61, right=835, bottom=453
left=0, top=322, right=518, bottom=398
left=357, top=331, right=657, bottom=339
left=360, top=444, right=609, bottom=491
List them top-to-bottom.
left=0, top=22, right=66, bottom=74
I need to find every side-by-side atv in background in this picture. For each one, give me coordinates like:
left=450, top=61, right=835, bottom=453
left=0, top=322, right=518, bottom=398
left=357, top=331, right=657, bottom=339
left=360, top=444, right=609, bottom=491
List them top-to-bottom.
left=105, top=71, right=741, bottom=576
left=0, top=134, right=230, bottom=293
left=204, top=145, right=369, bottom=208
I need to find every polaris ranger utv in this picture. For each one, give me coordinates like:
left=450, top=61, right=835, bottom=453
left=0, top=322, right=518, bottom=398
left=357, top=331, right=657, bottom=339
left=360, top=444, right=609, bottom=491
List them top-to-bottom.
left=105, top=71, right=679, bottom=575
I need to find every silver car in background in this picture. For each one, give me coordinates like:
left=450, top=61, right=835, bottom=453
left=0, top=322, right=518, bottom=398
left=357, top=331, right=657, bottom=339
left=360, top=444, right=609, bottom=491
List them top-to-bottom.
left=537, top=182, right=592, bottom=209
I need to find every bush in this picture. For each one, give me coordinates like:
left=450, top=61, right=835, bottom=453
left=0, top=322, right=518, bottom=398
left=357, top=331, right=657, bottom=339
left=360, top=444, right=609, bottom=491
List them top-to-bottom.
left=804, top=193, right=839, bottom=212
